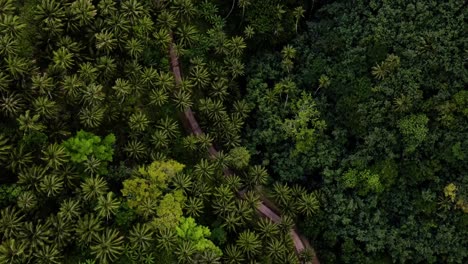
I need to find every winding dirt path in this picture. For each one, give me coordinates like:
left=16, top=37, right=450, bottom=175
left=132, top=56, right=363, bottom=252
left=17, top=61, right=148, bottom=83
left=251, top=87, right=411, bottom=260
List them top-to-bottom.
left=168, top=35, right=320, bottom=264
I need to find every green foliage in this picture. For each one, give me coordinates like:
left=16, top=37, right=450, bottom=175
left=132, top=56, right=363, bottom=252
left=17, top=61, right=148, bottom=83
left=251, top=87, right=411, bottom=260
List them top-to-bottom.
left=244, top=0, right=468, bottom=262
left=398, top=114, right=429, bottom=153
left=62, top=130, right=115, bottom=174
left=226, top=146, right=251, bottom=170
left=121, top=160, right=185, bottom=215
left=342, top=169, right=384, bottom=196
left=176, top=217, right=222, bottom=256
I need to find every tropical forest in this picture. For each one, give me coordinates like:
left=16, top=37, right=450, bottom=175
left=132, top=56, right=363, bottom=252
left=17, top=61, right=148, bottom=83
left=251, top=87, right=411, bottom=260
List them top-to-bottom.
left=0, top=0, right=466, bottom=263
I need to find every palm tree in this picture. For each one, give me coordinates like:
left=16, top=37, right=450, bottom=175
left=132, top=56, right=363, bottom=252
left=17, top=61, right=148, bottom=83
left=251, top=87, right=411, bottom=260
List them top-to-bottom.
left=0, top=0, right=15, bottom=14
left=34, top=0, right=65, bottom=37
left=69, top=0, right=97, bottom=28
left=121, top=0, right=145, bottom=24
left=171, top=0, right=196, bottom=20
left=292, top=6, right=305, bottom=33
left=157, top=10, right=176, bottom=30
left=103, top=13, right=130, bottom=37
left=0, top=14, right=25, bottom=38
left=154, top=28, right=172, bottom=50
left=95, top=31, right=116, bottom=54
left=0, top=34, right=18, bottom=57
left=227, top=36, right=246, bottom=57
left=125, top=38, right=143, bottom=59
left=52, top=47, right=74, bottom=71
left=5, top=56, right=29, bottom=79
left=96, top=56, right=116, bottom=81
left=225, top=57, right=244, bottom=79
left=78, top=63, right=98, bottom=84
left=190, top=65, right=209, bottom=89
left=141, top=67, right=158, bottom=86
left=155, top=71, right=174, bottom=92
left=0, top=72, right=11, bottom=93
left=31, top=73, right=54, bottom=96
left=61, top=74, right=83, bottom=101
left=112, top=78, right=132, bottom=101
left=210, top=78, right=229, bottom=100
left=81, top=83, right=104, bottom=106
left=149, top=88, right=169, bottom=107
left=173, top=90, right=193, bottom=110
left=0, top=92, right=24, bottom=117
left=33, top=96, right=58, bottom=119
left=233, top=100, right=251, bottom=119
left=79, top=105, right=105, bottom=128
left=17, top=110, right=46, bottom=133
left=129, top=112, right=149, bottom=132
left=157, top=117, right=179, bottom=139
left=151, top=130, right=169, bottom=149
left=196, top=133, right=213, bottom=151
left=0, top=134, right=12, bottom=165
left=182, top=135, right=197, bottom=151
left=124, top=139, right=147, bottom=160
left=41, top=143, right=68, bottom=169
left=8, top=145, right=33, bottom=173
left=212, top=150, right=227, bottom=170
left=84, top=156, right=101, bottom=176
left=194, top=159, right=215, bottom=180
left=54, top=164, right=79, bottom=189
left=17, top=165, right=46, bottom=192
left=245, top=165, right=269, bottom=190
left=172, top=173, right=192, bottom=193
left=40, top=174, right=64, bottom=197
left=224, top=174, right=243, bottom=192
left=81, top=176, right=108, bottom=201
left=191, top=180, right=212, bottom=200
left=272, top=182, right=292, bottom=207
left=291, top=184, right=306, bottom=199
left=243, top=190, right=260, bottom=209
left=17, top=191, right=37, bottom=212
left=95, top=192, right=120, bottom=220
left=297, top=192, right=319, bottom=217
left=184, top=196, right=203, bottom=217
left=139, top=197, right=158, bottom=220
left=213, top=198, right=236, bottom=218
left=58, top=199, right=81, bottom=223
left=235, top=200, right=253, bottom=224
left=0, top=207, right=24, bottom=239
left=221, top=212, right=241, bottom=233
left=46, top=214, right=73, bottom=248
left=76, top=214, right=103, bottom=245
left=278, top=215, right=294, bottom=235
left=256, top=218, right=279, bottom=240
left=19, top=221, right=51, bottom=253
left=129, top=223, right=153, bottom=253
left=90, top=228, right=124, bottom=264
left=156, top=228, right=177, bottom=252
left=236, top=230, right=261, bottom=259
left=266, top=238, right=286, bottom=262
left=0, top=239, right=27, bottom=264
left=175, top=240, right=195, bottom=264
left=34, top=244, right=62, bottom=264
left=224, top=244, right=244, bottom=264
left=199, top=250, right=221, bottom=264
left=282, top=251, right=300, bottom=264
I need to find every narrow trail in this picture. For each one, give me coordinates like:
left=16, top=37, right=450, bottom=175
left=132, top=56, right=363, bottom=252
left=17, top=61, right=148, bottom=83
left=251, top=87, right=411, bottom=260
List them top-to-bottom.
left=168, top=36, right=320, bottom=264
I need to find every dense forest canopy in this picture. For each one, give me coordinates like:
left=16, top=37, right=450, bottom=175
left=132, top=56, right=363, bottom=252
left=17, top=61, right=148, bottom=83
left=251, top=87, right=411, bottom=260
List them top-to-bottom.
left=0, top=0, right=466, bottom=263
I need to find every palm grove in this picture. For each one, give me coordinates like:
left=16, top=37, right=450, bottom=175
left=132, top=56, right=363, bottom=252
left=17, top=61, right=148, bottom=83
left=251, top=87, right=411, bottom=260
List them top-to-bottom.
left=0, top=0, right=467, bottom=264
left=0, top=0, right=320, bottom=263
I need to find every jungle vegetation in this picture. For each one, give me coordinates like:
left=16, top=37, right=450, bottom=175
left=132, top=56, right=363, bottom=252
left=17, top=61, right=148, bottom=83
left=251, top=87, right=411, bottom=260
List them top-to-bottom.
left=0, top=0, right=466, bottom=263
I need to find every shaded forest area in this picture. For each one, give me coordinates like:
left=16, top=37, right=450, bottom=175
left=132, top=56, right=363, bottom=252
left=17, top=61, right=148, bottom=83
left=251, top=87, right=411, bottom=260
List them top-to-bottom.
left=0, top=0, right=466, bottom=263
